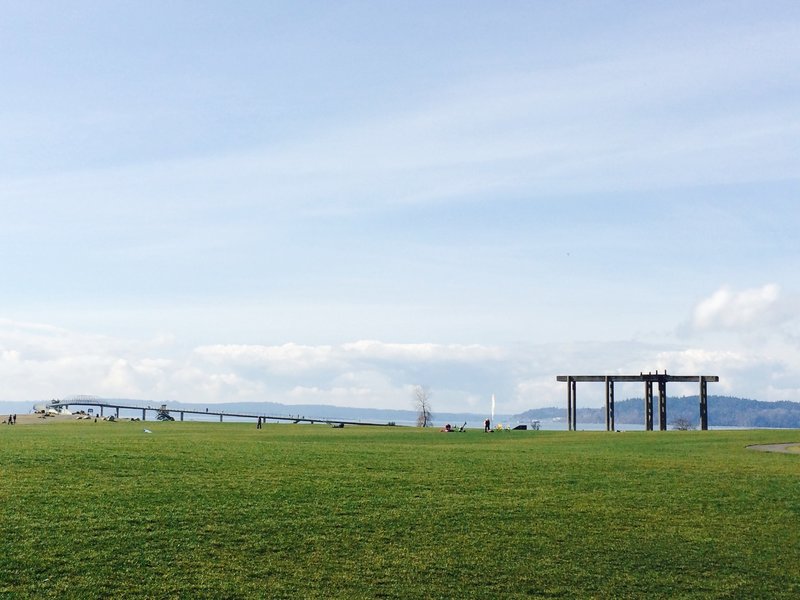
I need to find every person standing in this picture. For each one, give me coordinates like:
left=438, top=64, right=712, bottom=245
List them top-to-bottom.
left=484, top=418, right=491, bottom=433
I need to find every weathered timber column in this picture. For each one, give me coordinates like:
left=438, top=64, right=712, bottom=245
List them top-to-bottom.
left=605, top=376, right=615, bottom=431
left=566, top=377, right=578, bottom=431
left=566, top=377, right=572, bottom=431
left=699, top=377, right=708, bottom=430
left=565, top=378, right=570, bottom=430
left=570, top=378, right=577, bottom=430
left=658, top=379, right=667, bottom=431
left=644, top=381, right=654, bottom=431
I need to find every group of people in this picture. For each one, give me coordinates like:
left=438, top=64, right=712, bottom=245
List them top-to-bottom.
left=3, top=414, right=16, bottom=425
left=438, top=420, right=493, bottom=433
left=440, top=422, right=467, bottom=433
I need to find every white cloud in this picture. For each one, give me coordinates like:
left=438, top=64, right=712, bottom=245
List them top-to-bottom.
left=691, top=284, right=789, bottom=331
left=2, top=316, right=800, bottom=411
left=0, top=323, right=514, bottom=408
left=194, top=340, right=503, bottom=372
left=340, top=340, right=504, bottom=362
left=193, top=343, right=339, bottom=374
left=650, top=346, right=800, bottom=401
left=286, top=370, right=409, bottom=410
left=514, top=377, right=564, bottom=410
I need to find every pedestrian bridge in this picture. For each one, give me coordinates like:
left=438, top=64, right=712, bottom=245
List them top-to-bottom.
left=45, top=396, right=396, bottom=427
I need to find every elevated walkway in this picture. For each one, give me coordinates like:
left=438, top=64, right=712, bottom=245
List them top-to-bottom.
left=45, top=397, right=395, bottom=427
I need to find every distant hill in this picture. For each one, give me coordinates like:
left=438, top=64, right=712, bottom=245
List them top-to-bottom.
left=5, top=395, right=798, bottom=429
left=516, top=396, right=800, bottom=429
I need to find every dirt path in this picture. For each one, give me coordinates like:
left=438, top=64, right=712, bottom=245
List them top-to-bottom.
left=746, top=443, right=800, bottom=454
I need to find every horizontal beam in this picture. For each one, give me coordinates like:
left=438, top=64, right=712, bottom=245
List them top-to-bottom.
left=557, top=375, right=718, bottom=383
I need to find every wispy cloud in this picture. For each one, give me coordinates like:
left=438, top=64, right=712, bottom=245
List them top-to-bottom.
left=4, top=16, right=798, bottom=227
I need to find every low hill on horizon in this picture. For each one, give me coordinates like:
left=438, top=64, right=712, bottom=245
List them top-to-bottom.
left=4, top=395, right=800, bottom=428
left=515, top=395, right=800, bottom=429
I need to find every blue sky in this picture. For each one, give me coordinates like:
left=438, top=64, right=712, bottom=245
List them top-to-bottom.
left=1, top=1, right=798, bottom=414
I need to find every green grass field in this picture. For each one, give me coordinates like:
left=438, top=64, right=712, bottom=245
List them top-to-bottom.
left=2, top=422, right=799, bottom=599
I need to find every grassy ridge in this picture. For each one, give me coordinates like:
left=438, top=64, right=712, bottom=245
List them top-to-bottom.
left=1, top=423, right=799, bottom=598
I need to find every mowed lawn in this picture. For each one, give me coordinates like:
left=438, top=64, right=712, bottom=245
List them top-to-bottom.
left=1, top=422, right=799, bottom=599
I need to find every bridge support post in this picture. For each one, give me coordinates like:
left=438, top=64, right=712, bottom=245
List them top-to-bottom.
left=605, top=376, right=614, bottom=431
left=699, top=377, right=708, bottom=430
left=658, top=379, right=667, bottom=431
left=644, top=381, right=654, bottom=431
left=100, top=405, right=104, bottom=417
left=115, top=407, right=119, bottom=419
left=142, top=408, right=146, bottom=421
left=180, top=412, right=184, bottom=422
left=219, top=414, right=223, bottom=423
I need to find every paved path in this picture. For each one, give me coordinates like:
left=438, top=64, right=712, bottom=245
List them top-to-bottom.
left=746, top=443, right=800, bottom=454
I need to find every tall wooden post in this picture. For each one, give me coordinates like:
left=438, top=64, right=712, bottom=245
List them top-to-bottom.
left=605, top=376, right=615, bottom=431
left=567, top=377, right=577, bottom=431
left=699, top=377, right=708, bottom=430
left=566, top=378, right=572, bottom=430
left=572, top=378, right=578, bottom=430
left=658, top=379, right=667, bottom=431
left=644, top=381, right=654, bottom=431
left=115, top=407, right=119, bottom=418
left=142, top=408, right=146, bottom=421
left=180, top=411, right=184, bottom=422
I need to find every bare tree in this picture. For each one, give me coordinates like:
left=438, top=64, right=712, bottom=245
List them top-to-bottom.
left=413, top=385, right=433, bottom=427
left=671, top=417, right=695, bottom=431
